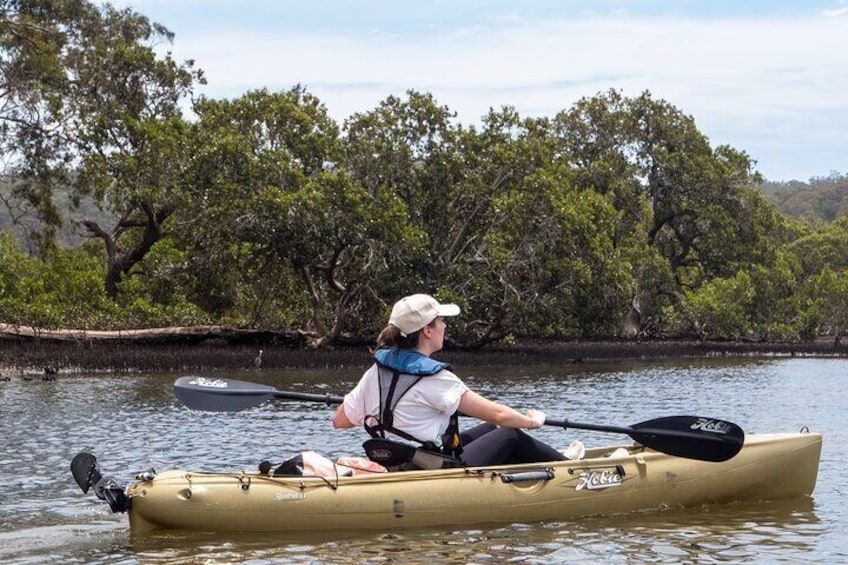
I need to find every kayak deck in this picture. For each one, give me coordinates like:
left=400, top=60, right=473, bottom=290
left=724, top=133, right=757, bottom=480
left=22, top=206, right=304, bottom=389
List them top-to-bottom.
left=125, top=432, right=822, bottom=535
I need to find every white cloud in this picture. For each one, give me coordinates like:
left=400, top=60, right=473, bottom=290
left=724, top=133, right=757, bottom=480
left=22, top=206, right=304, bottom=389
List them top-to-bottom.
left=822, top=7, right=848, bottom=17
left=181, top=16, right=846, bottom=112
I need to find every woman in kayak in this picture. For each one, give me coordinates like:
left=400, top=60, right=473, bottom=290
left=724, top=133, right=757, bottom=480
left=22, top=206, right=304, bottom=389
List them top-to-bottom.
left=333, top=293, right=565, bottom=466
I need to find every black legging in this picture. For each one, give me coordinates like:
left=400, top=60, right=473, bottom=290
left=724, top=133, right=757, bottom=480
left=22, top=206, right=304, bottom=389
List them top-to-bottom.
left=459, top=423, right=566, bottom=466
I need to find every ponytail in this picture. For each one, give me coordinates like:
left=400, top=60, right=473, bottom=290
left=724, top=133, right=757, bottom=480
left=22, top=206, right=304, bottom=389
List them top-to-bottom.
left=372, top=324, right=421, bottom=352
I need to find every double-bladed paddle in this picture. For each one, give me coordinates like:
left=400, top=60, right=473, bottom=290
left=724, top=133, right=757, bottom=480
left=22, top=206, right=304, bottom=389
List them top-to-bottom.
left=173, top=376, right=744, bottom=462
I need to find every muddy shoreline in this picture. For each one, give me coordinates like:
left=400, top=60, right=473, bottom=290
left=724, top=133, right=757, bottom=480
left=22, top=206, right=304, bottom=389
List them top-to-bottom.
left=1, top=337, right=845, bottom=376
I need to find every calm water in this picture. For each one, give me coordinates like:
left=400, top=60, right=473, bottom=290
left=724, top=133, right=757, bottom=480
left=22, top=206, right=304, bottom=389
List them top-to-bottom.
left=0, top=357, right=845, bottom=564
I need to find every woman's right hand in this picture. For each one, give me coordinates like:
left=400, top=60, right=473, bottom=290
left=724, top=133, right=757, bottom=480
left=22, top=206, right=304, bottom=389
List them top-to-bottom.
left=525, top=409, right=546, bottom=429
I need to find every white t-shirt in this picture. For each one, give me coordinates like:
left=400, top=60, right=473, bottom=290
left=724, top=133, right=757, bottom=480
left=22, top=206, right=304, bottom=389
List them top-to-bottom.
left=342, top=363, right=469, bottom=445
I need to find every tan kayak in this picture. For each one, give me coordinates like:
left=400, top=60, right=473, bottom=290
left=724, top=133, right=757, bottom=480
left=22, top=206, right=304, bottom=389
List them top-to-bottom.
left=118, top=432, right=821, bottom=535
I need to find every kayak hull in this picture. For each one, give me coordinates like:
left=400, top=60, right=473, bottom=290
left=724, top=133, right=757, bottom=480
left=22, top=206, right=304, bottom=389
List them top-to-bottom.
left=126, top=432, right=821, bottom=535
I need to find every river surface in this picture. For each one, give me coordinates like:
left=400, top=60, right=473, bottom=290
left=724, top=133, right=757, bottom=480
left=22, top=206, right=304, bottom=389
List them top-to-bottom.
left=0, top=357, right=845, bottom=564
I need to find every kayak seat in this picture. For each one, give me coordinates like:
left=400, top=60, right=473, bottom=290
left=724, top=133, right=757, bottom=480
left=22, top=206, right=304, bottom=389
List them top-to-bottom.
left=363, top=438, right=462, bottom=471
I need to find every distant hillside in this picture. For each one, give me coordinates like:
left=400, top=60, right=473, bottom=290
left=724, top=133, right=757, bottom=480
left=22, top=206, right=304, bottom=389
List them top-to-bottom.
left=761, top=174, right=848, bottom=222
left=0, top=183, right=118, bottom=249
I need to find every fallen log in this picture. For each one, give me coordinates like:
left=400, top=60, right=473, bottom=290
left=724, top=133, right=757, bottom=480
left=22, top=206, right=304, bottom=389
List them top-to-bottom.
left=0, top=324, right=309, bottom=346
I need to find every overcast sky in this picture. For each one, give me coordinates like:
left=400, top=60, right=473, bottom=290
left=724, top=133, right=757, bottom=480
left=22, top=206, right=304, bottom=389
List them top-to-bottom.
left=111, top=0, right=848, bottom=182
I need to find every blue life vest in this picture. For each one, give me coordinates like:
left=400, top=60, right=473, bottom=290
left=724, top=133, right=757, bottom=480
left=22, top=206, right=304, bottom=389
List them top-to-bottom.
left=365, top=348, right=462, bottom=455
left=373, top=348, right=448, bottom=376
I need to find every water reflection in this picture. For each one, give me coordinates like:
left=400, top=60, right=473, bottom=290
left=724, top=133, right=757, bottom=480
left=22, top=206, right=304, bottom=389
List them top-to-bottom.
left=0, top=358, right=845, bottom=563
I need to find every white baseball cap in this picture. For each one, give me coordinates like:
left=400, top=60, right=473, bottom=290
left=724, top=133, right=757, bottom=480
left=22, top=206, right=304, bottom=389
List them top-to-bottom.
left=388, top=294, right=461, bottom=337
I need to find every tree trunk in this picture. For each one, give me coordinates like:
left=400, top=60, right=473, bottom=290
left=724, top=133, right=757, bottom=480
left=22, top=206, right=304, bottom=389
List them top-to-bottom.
left=85, top=201, right=171, bottom=299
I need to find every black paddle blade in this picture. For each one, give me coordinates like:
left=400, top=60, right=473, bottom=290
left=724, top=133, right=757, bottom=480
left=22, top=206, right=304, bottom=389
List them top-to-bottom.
left=174, top=376, right=276, bottom=412
left=548, top=415, right=745, bottom=462
left=630, top=415, right=744, bottom=462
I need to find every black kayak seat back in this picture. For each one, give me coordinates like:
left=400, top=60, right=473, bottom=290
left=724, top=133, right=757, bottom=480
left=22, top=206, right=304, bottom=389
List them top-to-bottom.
left=363, top=438, right=461, bottom=471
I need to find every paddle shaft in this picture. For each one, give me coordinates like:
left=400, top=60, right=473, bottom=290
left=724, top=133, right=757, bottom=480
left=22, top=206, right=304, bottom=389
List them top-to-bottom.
left=271, top=390, right=344, bottom=405
left=547, top=418, right=736, bottom=445
left=547, top=418, right=634, bottom=434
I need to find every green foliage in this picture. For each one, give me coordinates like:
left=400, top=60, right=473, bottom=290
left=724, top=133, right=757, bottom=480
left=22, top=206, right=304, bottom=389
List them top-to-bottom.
left=184, top=87, right=419, bottom=337
left=551, top=89, right=782, bottom=337
left=485, top=164, right=632, bottom=338
left=786, top=217, right=848, bottom=277
left=0, top=231, right=29, bottom=299
left=0, top=233, right=118, bottom=328
left=113, top=239, right=210, bottom=328
left=744, top=254, right=805, bottom=340
left=801, top=267, right=848, bottom=344
left=681, top=271, right=756, bottom=339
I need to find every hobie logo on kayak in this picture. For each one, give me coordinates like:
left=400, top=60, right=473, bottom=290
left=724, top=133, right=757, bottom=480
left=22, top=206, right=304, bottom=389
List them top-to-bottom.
left=189, top=377, right=229, bottom=389
left=690, top=418, right=731, bottom=434
left=575, top=470, right=623, bottom=491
